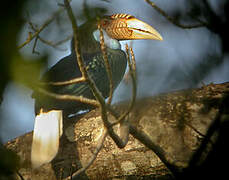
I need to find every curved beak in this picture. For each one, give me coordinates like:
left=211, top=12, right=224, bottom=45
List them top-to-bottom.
left=103, top=15, right=163, bottom=41
left=126, top=18, right=163, bottom=41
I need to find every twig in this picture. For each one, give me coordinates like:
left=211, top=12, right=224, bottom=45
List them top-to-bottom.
left=63, top=0, right=137, bottom=176
left=64, top=0, right=113, bottom=177
left=64, top=0, right=139, bottom=176
left=64, top=0, right=107, bottom=105
left=64, top=0, right=115, bottom=130
left=64, top=0, right=86, bottom=78
left=145, top=0, right=208, bottom=29
left=64, top=1, right=113, bottom=143
left=18, top=8, right=65, bottom=49
left=28, top=21, right=70, bottom=51
left=98, top=24, right=114, bottom=105
left=52, top=35, right=72, bottom=47
left=32, top=36, right=40, bottom=54
left=38, top=37, right=68, bottom=51
left=99, top=44, right=137, bottom=148
left=124, top=46, right=137, bottom=115
left=39, top=76, right=86, bottom=86
left=36, top=87, right=100, bottom=107
left=16, top=170, right=25, bottom=180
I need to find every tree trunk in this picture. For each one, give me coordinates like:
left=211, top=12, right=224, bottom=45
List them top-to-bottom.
left=4, top=82, right=229, bottom=180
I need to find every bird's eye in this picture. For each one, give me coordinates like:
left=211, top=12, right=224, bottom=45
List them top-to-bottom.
left=101, top=19, right=109, bottom=27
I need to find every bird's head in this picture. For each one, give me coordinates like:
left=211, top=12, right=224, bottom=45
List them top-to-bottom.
left=73, top=13, right=163, bottom=52
left=99, top=14, right=163, bottom=41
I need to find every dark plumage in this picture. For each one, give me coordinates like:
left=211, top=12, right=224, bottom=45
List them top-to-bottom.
left=33, top=46, right=127, bottom=116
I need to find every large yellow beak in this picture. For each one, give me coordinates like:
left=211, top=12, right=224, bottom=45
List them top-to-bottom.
left=102, top=14, right=163, bottom=41
left=125, top=18, right=163, bottom=40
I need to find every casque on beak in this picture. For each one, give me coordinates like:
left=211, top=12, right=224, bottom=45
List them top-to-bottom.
left=100, top=14, right=163, bottom=41
left=125, top=18, right=163, bottom=40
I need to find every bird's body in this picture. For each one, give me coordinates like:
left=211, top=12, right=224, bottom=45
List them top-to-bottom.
left=31, top=13, right=163, bottom=168
left=33, top=19, right=127, bottom=116
left=33, top=44, right=127, bottom=116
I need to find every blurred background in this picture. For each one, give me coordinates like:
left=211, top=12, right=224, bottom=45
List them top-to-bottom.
left=0, top=0, right=228, bottom=143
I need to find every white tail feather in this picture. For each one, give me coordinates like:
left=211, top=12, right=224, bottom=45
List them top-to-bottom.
left=31, top=110, right=63, bottom=168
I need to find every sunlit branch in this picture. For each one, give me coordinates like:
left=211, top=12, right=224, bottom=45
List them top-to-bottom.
left=64, top=0, right=113, bottom=177
left=64, top=0, right=117, bottom=131
left=64, top=0, right=108, bottom=108
left=145, top=0, right=208, bottom=29
left=63, top=1, right=138, bottom=176
left=99, top=44, right=137, bottom=148
left=99, top=45, right=138, bottom=148
left=39, top=76, right=86, bottom=86
left=36, top=87, right=99, bottom=107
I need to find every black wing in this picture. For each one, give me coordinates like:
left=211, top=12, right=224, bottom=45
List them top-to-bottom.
left=40, top=54, right=81, bottom=83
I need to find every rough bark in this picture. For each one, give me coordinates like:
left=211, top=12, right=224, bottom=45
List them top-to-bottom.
left=4, top=82, right=229, bottom=180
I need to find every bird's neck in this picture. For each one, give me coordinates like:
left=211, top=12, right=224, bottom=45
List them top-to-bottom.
left=71, top=19, right=121, bottom=55
left=92, top=29, right=121, bottom=50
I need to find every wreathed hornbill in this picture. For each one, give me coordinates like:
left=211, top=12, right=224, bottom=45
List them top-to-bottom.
left=31, top=13, right=162, bottom=168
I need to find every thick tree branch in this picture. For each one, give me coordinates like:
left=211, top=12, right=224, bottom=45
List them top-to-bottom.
left=5, top=82, right=229, bottom=180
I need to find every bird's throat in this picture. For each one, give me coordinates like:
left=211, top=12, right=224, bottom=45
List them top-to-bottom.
left=93, top=29, right=121, bottom=50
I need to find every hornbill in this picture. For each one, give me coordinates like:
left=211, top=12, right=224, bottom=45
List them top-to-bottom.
left=31, top=13, right=163, bottom=168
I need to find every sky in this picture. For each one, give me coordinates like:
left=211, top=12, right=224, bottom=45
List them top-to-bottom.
left=0, top=0, right=228, bottom=142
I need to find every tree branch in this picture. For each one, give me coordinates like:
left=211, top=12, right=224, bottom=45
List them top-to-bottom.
left=145, top=0, right=208, bottom=29
left=18, top=8, right=65, bottom=49
left=28, top=21, right=68, bottom=52
left=5, top=82, right=229, bottom=179
left=36, top=87, right=100, bottom=107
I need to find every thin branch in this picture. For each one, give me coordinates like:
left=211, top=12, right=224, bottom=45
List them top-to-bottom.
left=63, top=0, right=135, bottom=174
left=64, top=0, right=109, bottom=124
left=64, top=0, right=86, bottom=78
left=145, top=0, right=208, bottom=29
left=63, top=1, right=139, bottom=177
left=63, top=2, right=112, bottom=178
left=64, top=2, right=113, bottom=147
left=18, top=8, right=65, bottom=49
left=28, top=21, right=70, bottom=51
left=98, top=24, right=114, bottom=105
left=52, top=35, right=72, bottom=47
left=32, top=36, right=40, bottom=54
left=37, top=37, right=68, bottom=51
left=111, top=44, right=137, bottom=127
left=99, top=45, right=137, bottom=148
left=126, top=46, right=137, bottom=113
left=39, top=76, right=86, bottom=86
left=36, top=87, right=100, bottom=107
left=65, top=128, right=108, bottom=180
left=16, top=170, right=25, bottom=180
